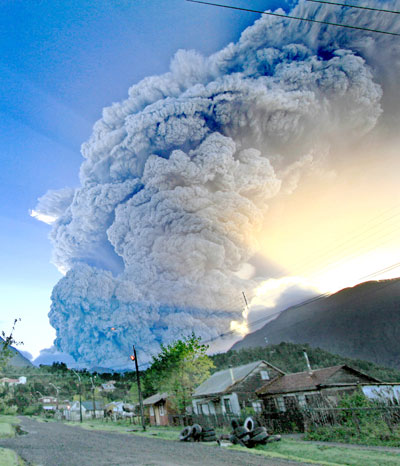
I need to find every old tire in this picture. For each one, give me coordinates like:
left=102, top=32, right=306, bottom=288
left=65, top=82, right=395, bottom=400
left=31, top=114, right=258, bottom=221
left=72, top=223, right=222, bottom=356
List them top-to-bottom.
left=243, top=416, right=257, bottom=432
left=230, top=418, right=240, bottom=430
left=192, top=423, right=202, bottom=439
left=179, top=426, right=193, bottom=441
left=202, top=426, right=215, bottom=433
left=233, top=426, right=249, bottom=439
left=250, top=426, right=267, bottom=437
left=202, top=431, right=216, bottom=439
left=250, top=431, right=268, bottom=444
left=229, top=434, right=239, bottom=444
left=202, top=435, right=217, bottom=442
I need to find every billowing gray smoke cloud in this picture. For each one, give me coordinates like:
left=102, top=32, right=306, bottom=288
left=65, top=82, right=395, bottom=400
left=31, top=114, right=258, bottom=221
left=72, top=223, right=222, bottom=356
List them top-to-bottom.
left=34, top=0, right=399, bottom=368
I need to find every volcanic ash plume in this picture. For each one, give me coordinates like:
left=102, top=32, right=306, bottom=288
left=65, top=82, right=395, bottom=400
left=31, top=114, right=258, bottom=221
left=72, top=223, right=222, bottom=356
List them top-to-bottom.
left=33, top=1, right=399, bottom=368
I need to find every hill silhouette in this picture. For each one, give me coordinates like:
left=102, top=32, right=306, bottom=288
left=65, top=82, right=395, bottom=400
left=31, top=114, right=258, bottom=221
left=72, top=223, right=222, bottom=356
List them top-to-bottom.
left=232, top=278, right=400, bottom=369
left=0, top=337, right=33, bottom=368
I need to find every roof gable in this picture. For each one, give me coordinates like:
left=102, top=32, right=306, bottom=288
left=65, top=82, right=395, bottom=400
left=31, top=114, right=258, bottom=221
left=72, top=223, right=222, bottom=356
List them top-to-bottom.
left=193, top=360, right=284, bottom=397
left=143, top=392, right=169, bottom=406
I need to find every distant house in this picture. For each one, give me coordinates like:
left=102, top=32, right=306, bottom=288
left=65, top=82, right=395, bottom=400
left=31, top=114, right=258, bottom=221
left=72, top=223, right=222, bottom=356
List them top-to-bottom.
left=192, top=360, right=285, bottom=417
left=256, top=364, right=380, bottom=412
left=0, top=376, right=26, bottom=386
left=101, top=381, right=116, bottom=392
left=143, top=393, right=174, bottom=426
left=38, top=396, right=70, bottom=411
left=39, top=396, right=58, bottom=411
left=64, top=400, right=104, bottom=420
left=105, top=401, right=136, bottom=419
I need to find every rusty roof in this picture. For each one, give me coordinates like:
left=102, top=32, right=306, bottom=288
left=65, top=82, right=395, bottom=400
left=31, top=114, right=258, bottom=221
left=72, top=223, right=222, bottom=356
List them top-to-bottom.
left=257, top=365, right=380, bottom=395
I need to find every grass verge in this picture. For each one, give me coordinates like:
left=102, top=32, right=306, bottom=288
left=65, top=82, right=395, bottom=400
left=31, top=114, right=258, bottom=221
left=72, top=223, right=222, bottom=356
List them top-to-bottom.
left=0, top=416, right=19, bottom=438
left=67, top=418, right=182, bottom=440
left=63, top=419, right=400, bottom=465
left=239, top=439, right=400, bottom=466
left=0, top=447, right=25, bottom=466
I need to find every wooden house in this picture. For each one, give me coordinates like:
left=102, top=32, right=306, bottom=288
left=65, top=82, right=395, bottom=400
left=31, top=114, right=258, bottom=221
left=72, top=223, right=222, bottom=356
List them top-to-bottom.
left=192, top=360, right=285, bottom=417
left=256, top=364, right=380, bottom=412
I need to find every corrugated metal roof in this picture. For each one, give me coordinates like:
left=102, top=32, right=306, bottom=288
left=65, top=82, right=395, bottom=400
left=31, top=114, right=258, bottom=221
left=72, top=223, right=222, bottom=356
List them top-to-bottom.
left=193, top=360, right=268, bottom=397
left=143, top=392, right=168, bottom=406
left=80, top=400, right=104, bottom=410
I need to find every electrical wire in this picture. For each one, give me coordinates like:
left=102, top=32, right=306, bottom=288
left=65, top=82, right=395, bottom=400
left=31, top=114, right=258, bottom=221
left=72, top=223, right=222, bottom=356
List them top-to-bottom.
left=185, top=0, right=400, bottom=36
left=306, top=0, right=400, bottom=14
left=264, top=204, right=400, bottom=278
left=202, top=260, right=400, bottom=345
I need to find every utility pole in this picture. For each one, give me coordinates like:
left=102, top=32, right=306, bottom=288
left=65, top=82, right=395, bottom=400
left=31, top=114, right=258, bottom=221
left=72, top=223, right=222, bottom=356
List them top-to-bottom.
left=131, top=345, right=146, bottom=431
left=72, top=369, right=83, bottom=423
left=90, top=376, right=96, bottom=419
left=49, top=383, right=60, bottom=412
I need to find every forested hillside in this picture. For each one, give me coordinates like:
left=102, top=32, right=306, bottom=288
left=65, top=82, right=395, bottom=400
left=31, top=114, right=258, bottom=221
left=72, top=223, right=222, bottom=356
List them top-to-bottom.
left=231, top=279, right=400, bottom=370
left=210, top=342, right=400, bottom=382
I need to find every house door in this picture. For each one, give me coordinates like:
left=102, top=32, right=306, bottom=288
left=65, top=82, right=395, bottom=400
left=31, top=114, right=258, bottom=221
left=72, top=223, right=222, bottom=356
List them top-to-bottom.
left=155, top=405, right=161, bottom=425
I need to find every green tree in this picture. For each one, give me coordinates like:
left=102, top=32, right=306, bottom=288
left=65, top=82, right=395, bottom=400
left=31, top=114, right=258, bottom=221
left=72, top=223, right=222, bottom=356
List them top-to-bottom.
left=0, top=319, right=22, bottom=373
left=144, top=333, right=214, bottom=414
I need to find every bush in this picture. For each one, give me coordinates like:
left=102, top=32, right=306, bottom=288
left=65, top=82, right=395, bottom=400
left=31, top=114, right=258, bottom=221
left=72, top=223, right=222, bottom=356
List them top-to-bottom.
left=304, top=391, right=400, bottom=446
left=23, top=404, right=43, bottom=416
left=1, top=405, right=18, bottom=415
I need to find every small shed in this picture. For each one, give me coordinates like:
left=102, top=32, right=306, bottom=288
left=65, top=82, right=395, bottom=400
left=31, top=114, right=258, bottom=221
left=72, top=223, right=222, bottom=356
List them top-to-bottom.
left=192, top=360, right=285, bottom=417
left=143, top=392, right=172, bottom=426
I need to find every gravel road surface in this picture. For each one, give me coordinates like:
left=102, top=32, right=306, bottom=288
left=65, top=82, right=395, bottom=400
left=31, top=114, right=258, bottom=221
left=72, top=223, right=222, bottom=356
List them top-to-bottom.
left=0, top=417, right=313, bottom=466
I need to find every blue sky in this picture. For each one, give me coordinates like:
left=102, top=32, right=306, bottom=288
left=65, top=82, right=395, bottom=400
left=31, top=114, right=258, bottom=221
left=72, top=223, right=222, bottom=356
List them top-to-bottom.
left=0, top=0, right=290, bottom=358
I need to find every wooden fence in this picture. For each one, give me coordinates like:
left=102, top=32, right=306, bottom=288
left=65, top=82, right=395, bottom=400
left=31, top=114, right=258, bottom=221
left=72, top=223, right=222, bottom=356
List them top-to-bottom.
left=164, top=406, right=400, bottom=434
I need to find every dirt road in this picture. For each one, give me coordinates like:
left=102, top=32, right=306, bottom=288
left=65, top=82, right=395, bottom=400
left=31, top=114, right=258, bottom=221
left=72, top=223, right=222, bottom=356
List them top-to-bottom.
left=0, top=417, right=312, bottom=466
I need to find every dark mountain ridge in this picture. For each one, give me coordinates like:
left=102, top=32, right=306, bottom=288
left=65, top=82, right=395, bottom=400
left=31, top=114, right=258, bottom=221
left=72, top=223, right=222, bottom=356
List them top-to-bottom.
left=232, top=278, right=400, bottom=369
left=0, top=337, right=33, bottom=368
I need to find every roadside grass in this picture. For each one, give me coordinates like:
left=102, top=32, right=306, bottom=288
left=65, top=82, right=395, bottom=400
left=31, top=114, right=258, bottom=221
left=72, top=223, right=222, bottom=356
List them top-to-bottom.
left=0, top=416, right=19, bottom=438
left=67, top=418, right=182, bottom=440
left=63, top=419, right=400, bottom=465
left=305, top=424, right=400, bottom=448
left=238, top=439, right=400, bottom=466
left=0, top=448, right=25, bottom=466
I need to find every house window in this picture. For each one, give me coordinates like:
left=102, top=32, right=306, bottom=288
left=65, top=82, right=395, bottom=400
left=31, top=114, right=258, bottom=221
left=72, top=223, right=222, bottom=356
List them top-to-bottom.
left=260, top=370, right=270, bottom=380
left=297, top=394, right=306, bottom=408
left=276, top=397, right=286, bottom=412
left=223, top=398, right=232, bottom=413
left=252, top=401, right=262, bottom=413
left=159, top=403, right=165, bottom=416
left=201, top=403, right=210, bottom=415
left=149, top=406, right=154, bottom=416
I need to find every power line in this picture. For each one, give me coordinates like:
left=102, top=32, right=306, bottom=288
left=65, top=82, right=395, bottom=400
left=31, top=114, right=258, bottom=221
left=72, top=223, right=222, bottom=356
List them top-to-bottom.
left=185, top=0, right=400, bottom=36
left=306, top=0, right=400, bottom=15
left=202, top=260, right=400, bottom=345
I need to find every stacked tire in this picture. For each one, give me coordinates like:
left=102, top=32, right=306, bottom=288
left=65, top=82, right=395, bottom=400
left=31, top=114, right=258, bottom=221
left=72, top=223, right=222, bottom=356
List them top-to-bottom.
left=229, top=417, right=276, bottom=448
left=179, top=424, right=217, bottom=442
left=201, top=426, right=217, bottom=442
